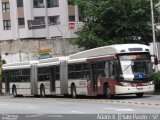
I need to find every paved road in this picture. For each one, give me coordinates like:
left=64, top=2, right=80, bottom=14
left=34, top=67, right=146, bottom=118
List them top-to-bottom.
left=0, top=94, right=160, bottom=120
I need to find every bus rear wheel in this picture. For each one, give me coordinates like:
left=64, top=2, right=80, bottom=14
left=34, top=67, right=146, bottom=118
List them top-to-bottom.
left=40, top=85, right=46, bottom=97
left=71, top=85, right=77, bottom=98
left=12, top=86, right=17, bottom=97
left=136, top=93, right=144, bottom=98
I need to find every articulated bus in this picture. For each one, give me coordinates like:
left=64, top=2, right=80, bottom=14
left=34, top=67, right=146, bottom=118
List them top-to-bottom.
left=2, top=44, right=157, bottom=98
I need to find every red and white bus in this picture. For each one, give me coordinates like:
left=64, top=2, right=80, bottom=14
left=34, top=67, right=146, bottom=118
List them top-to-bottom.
left=2, top=44, right=156, bottom=98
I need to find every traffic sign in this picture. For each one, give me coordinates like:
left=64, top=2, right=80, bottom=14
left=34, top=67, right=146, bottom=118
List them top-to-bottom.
left=69, top=22, right=75, bottom=29
left=38, top=48, right=51, bottom=55
left=138, top=73, right=144, bottom=78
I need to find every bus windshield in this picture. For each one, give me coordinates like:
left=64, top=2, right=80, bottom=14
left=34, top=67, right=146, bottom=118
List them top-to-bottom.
left=118, top=53, right=153, bottom=81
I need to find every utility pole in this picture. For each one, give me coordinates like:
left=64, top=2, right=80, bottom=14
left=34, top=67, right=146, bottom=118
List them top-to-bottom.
left=15, top=0, right=22, bottom=62
left=44, top=0, right=50, bottom=39
left=54, top=0, right=69, bottom=56
left=150, top=0, right=158, bottom=59
left=75, top=5, right=79, bottom=22
left=54, top=24, right=67, bottom=56
left=0, top=55, right=2, bottom=93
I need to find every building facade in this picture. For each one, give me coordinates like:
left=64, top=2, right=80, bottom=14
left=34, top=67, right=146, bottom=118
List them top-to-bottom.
left=0, top=0, right=81, bottom=40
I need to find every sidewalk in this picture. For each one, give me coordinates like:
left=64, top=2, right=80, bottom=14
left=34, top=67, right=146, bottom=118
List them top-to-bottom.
left=0, top=93, right=11, bottom=97
left=0, top=93, right=4, bottom=96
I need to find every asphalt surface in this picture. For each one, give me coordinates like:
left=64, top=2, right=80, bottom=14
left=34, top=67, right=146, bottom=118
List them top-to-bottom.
left=0, top=94, right=160, bottom=120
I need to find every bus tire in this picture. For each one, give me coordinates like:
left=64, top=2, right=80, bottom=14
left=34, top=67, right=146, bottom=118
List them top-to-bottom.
left=103, top=84, right=112, bottom=99
left=40, top=85, right=46, bottom=97
left=71, top=85, right=77, bottom=98
left=12, top=86, right=17, bottom=97
left=136, top=93, right=144, bottom=98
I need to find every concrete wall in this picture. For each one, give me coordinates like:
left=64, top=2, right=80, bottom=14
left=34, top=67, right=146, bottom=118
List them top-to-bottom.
left=0, top=39, right=84, bottom=63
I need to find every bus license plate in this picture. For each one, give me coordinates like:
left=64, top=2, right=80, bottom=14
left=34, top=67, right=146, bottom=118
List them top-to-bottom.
left=136, top=87, right=143, bottom=90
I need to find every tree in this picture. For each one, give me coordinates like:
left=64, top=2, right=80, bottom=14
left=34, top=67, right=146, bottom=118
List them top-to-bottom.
left=72, top=0, right=160, bottom=49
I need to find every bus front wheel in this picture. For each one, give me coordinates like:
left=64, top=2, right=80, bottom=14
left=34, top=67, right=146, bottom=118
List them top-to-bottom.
left=40, top=85, right=46, bottom=97
left=71, top=85, right=77, bottom=98
left=12, top=86, right=17, bottom=97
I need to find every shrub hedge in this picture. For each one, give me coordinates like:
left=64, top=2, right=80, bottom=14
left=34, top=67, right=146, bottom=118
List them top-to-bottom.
left=153, top=71, right=160, bottom=92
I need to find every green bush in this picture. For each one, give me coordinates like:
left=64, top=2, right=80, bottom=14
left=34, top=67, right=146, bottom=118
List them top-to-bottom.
left=153, top=71, right=160, bottom=91
left=0, top=74, right=1, bottom=93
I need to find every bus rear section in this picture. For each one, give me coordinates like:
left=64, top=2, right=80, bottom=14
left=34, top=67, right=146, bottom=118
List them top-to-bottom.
left=2, top=61, right=38, bottom=96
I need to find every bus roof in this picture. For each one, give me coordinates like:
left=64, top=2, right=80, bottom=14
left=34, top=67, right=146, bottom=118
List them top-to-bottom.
left=69, top=44, right=149, bottom=59
left=111, top=44, right=149, bottom=53
left=38, top=56, right=69, bottom=63
left=2, top=61, right=38, bottom=70
left=2, top=61, right=38, bottom=67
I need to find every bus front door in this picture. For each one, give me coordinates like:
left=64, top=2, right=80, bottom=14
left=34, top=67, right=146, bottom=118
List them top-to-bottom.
left=90, top=63, right=98, bottom=93
left=50, top=67, right=55, bottom=93
left=5, top=77, right=9, bottom=94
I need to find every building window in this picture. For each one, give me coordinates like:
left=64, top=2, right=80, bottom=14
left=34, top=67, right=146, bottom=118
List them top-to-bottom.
left=17, top=0, right=23, bottom=7
left=33, top=0, right=44, bottom=8
left=47, top=0, right=59, bottom=8
left=68, top=0, right=74, bottom=5
left=2, top=2, right=10, bottom=12
left=48, top=16, right=59, bottom=25
left=69, top=16, right=75, bottom=22
left=27, top=17, right=45, bottom=30
left=35, top=17, right=45, bottom=23
left=18, top=18, right=25, bottom=25
left=3, top=20, right=11, bottom=30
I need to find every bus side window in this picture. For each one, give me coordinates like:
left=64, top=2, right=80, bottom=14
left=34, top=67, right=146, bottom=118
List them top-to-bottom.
left=109, top=61, right=115, bottom=78
left=98, top=62, right=105, bottom=78
left=105, top=62, right=109, bottom=78
left=82, top=63, right=90, bottom=78
left=2, top=71, right=7, bottom=83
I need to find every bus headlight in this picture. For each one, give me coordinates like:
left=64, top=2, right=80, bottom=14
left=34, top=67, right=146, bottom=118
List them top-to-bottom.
left=148, top=81, right=154, bottom=85
left=120, top=82, right=132, bottom=87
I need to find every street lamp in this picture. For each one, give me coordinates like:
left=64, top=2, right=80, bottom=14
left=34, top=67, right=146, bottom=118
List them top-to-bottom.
left=15, top=0, right=22, bottom=62
left=150, top=0, right=159, bottom=59
left=53, top=24, right=69, bottom=56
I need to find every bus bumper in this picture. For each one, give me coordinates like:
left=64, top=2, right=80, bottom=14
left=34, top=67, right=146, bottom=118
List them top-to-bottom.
left=115, top=85, right=155, bottom=94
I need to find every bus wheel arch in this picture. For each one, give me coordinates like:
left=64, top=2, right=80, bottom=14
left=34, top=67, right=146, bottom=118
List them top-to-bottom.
left=103, top=82, right=112, bottom=99
left=71, top=83, right=77, bottom=98
left=40, top=84, right=46, bottom=97
left=12, top=85, right=17, bottom=97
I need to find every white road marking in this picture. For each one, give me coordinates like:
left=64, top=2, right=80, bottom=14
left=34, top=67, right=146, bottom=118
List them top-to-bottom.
left=0, top=103, right=8, bottom=106
left=29, top=106, right=39, bottom=109
left=104, top=108, right=136, bottom=111
left=104, top=108, right=117, bottom=110
left=115, top=109, right=136, bottom=111
left=70, top=111, right=84, bottom=114
left=25, top=114, right=44, bottom=118
left=47, top=115, right=63, bottom=118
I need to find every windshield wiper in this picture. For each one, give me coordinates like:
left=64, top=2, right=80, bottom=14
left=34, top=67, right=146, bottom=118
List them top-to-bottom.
left=122, top=61, right=134, bottom=72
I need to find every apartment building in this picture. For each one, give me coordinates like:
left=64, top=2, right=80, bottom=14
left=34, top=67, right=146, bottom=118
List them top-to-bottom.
left=0, top=0, right=80, bottom=40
